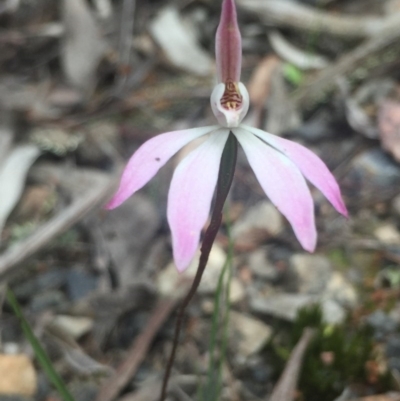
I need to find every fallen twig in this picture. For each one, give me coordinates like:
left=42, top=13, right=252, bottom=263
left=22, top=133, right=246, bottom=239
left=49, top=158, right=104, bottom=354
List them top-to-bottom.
left=237, top=0, right=400, bottom=39
left=292, top=29, right=400, bottom=112
left=268, top=31, right=328, bottom=70
left=0, top=167, right=115, bottom=281
left=95, top=297, right=179, bottom=401
left=268, top=328, right=315, bottom=401
left=118, top=375, right=200, bottom=401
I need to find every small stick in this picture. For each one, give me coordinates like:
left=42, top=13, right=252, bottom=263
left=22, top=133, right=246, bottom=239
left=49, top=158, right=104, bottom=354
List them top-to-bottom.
left=237, top=0, right=400, bottom=40
left=292, top=29, right=400, bottom=111
left=0, top=169, right=115, bottom=281
left=95, top=298, right=179, bottom=401
left=268, top=328, right=315, bottom=401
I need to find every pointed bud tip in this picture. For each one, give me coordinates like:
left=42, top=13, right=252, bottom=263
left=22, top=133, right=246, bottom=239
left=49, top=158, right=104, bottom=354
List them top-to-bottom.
left=216, top=0, right=242, bottom=83
left=221, top=0, right=237, bottom=20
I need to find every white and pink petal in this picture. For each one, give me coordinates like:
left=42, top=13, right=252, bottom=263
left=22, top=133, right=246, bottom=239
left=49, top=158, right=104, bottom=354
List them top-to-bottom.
left=242, top=124, right=348, bottom=217
left=106, top=126, right=218, bottom=209
left=233, top=127, right=317, bottom=252
left=167, top=129, right=229, bottom=272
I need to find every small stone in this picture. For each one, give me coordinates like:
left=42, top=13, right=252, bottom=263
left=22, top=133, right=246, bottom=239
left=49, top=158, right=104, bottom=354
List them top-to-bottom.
left=342, top=149, right=400, bottom=206
left=392, top=194, right=400, bottom=217
left=232, top=201, right=283, bottom=249
left=374, top=224, right=400, bottom=244
left=157, top=244, right=227, bottom=296
left=248, top=248, right=280, bottom=282
left=290, top=254, right=332, bottom=294
left=13, top=269, right=67, bottom=301
left=66, top=269, right=98, bottom=301
left=324, top=272, right=358, bottom=308
left=201, top=277, right=246, bottom=315
left=229, top=278, right=245, bottom=304
left=29, top=290, right=67, bottom=313
left=250, top=293, right=316, bottom=321
left=251, top=293, right=347, bottom=324
left=201, top=299, right=214, bottom=315
left=321, top=299, right=346, bottom=325
left=389, top=302, right=400, bottom=325
left=367, top=310, right=399, bottom=339
left=229, top=311, right=272, bottom=359
left=51, top=315, right=94, bottom=339
left=386, top=336, right=400, bottom=358
left=2, top=343, right=19, bottom=355
left=0, top=354, right=37, bottom=396
left=388, top=357, right=400, bottom=371
left=69, top=381, right=98, bottom=401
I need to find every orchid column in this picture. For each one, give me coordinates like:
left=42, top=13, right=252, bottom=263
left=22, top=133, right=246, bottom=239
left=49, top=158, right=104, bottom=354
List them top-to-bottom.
left=211, top=0, right=249, bottom=128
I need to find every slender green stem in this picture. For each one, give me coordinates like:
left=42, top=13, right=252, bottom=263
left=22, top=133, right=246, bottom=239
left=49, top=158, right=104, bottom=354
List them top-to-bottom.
left=160, top=133, right=237, bottom=401
left=202, top=203, right=234, bottom=401
left=202, top=251, right=229, bottom=401
left=6, top=288, right=75, bottom=401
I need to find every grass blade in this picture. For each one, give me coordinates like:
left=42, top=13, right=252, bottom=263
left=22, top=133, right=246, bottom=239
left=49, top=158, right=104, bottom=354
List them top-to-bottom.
left=6, top=287, right=75, bottom=401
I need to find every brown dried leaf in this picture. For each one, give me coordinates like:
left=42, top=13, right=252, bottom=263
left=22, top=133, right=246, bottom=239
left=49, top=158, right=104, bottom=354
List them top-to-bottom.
left=61, top=0, right=106, bottom=94
left=150, top=6, right=213, bottom=76
left=269, top=31, right=328, bottom=70
left=247, top=55, right=281, bottom=110
left=378, top=100, right=400, bottom=162
left=269, top=328, right=315, bottom=401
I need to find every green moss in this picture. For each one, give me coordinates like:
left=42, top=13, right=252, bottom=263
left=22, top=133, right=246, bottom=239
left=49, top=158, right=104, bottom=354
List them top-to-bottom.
left=9, top=221, right=38, bottom=243
left=327, top=249, right=350, bottom=271
left=268, top=305, right=387, bottom=401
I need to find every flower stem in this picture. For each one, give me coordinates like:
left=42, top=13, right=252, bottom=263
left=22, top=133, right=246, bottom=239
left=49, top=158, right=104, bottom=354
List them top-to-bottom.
left=159, top=132, right=237, bottom=401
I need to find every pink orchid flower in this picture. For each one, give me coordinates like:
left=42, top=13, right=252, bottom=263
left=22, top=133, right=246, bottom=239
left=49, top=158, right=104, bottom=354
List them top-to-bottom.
left=106, top=0, right=347, bottom=273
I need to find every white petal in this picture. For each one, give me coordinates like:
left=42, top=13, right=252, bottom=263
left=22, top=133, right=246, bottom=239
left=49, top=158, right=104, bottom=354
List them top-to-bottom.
left=241, top=124, right=347, bottom=216
left=107, top=125, right=218, bottom=209
left=233, top=127, right=316, bottom=251
left=167, top=129, right=229, bottom=272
